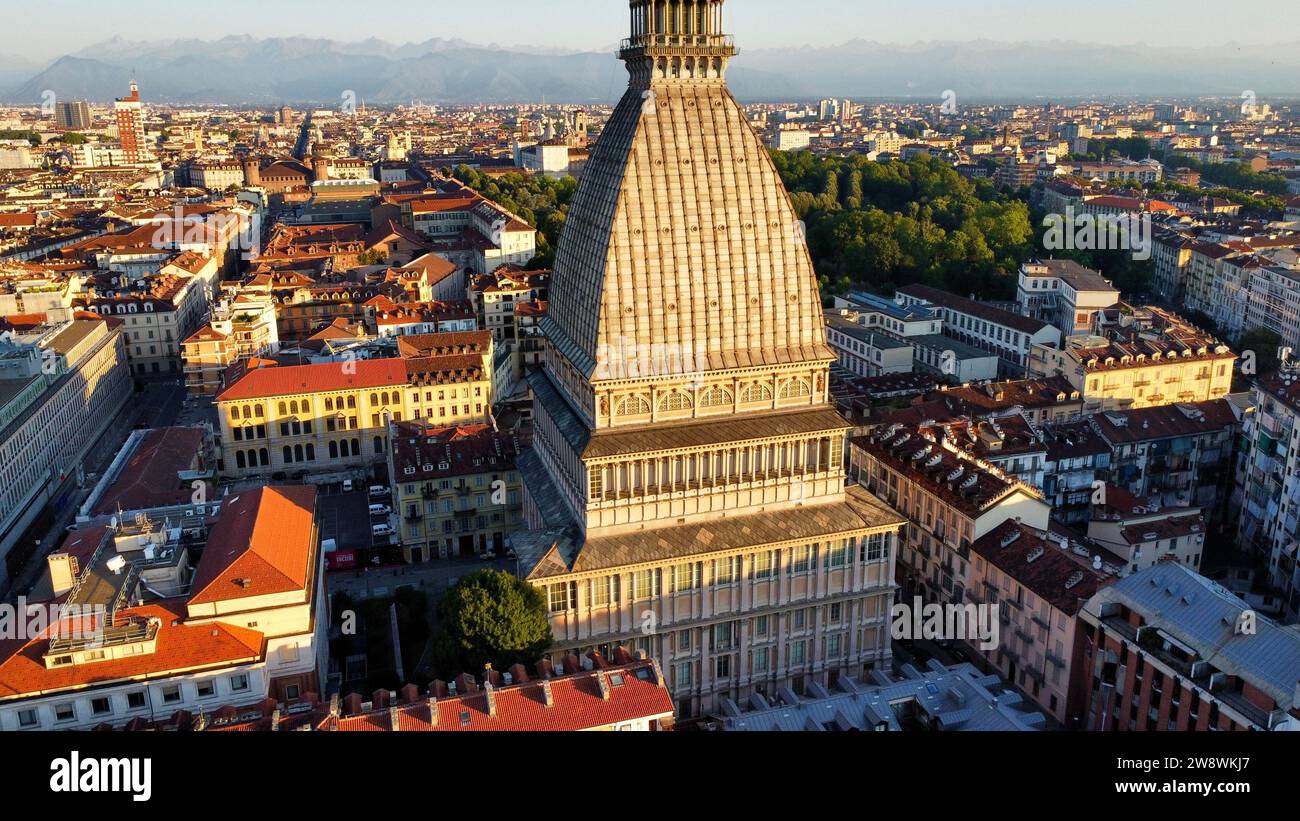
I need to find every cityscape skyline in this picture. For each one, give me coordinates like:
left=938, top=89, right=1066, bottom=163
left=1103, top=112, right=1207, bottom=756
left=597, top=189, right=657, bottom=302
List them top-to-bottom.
left=7, top=0, right=1300, bottom=63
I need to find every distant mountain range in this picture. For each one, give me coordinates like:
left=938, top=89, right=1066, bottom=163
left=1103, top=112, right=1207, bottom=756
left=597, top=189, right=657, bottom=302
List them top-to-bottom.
left=5, top=35, right=1300, bottom=105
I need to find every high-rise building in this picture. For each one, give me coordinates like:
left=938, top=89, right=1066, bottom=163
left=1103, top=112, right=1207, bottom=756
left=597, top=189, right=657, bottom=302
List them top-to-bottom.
left=511, top=0, right=905, bottom=719
left=114, top=79, right=148, bottom=164
left=54, top=100, right=90, bottom=131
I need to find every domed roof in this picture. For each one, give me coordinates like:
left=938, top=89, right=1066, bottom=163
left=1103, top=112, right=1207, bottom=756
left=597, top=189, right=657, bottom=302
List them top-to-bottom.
left=542, top=0, right=833, bottom=382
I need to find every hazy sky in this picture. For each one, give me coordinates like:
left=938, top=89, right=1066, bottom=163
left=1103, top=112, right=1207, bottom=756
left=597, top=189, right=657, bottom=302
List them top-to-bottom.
left=11, top=0, right=1300, bottom=61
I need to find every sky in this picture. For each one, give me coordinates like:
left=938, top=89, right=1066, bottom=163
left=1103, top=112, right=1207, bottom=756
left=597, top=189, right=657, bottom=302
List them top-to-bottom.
left=9, top=0, right=1300, bottom=62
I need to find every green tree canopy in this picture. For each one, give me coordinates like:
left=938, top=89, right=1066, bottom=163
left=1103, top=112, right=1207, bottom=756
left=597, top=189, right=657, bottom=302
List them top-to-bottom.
left=433, top=569, right=553, bottom=675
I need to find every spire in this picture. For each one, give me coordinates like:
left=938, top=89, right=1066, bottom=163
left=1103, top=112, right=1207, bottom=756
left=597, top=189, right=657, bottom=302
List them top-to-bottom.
left=620, top=0, right=736, bottom=86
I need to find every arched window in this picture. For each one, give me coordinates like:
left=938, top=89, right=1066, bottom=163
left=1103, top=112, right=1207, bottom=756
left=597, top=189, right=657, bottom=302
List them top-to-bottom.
left=779, top=378, right=811, bottom=399
left=741, top=382, right=773, bottom=403
left=698, top=385, right=733, bottom=408
left=658, top=391, right=693, bottom=412
left=370, top=393, right=379, bottom=405
left=614, top=395, right=652, bottom=417
left=347, top=396, right=356, bottom=409
left=325, top=397, right=333, bottom=411
left=289, top=400, right=298, bottom=414
left=278, top=401, right=287, bottom=415
left=254, top=405, right=264, bottom=418
left=373, top=436, right=384, bottom=454
left=329, top=441, right=339, bottom=459
left=294, top=444, right=304, bottom=462
left=305, top=444, right=315, bottom=461
left=282, top=445, right=293, bottom=463
left=259, top=448, right=268, bottom=466
left=236, top=451, right=246, bottom=469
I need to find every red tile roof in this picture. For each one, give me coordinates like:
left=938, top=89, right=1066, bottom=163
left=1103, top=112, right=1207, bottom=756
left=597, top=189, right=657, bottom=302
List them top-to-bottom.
left=216, top=358, right=408, bottom=401
left=92, top=427, right=207, bottom=515
left=188, top=486, right=317, bottom=605
left=0, top=600, right=263, bottom=698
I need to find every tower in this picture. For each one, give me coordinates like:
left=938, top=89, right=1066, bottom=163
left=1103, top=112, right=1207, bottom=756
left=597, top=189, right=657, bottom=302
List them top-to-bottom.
left=512, top=0, right=904, bottom=718
left=114, top=79, right=148, bottom=164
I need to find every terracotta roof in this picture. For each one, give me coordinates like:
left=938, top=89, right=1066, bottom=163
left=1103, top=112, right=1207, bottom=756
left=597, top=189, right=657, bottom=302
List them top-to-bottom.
left=216, top=358, right=408, bottom=401
left=92, top=427, right=207, bottom=515
left=188, top=486, right=317, bottom=605
left=971, top=521, right=1109, bottom=615
left=0, top=600, right=263, bottom=699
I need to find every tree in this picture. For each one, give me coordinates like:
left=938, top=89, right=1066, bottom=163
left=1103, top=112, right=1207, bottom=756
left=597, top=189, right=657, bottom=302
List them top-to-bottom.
left=61, top=132, right=87, bottom=145
left=1238, top=327, right=1283, bottom=378
left=433, top=569, right=552, bottom=675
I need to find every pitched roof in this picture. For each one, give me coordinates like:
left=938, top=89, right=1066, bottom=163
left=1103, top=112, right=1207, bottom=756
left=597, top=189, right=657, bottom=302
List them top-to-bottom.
left=216, top=358, right=408, bottom=401
left=188, top=486, right=317, bottom=605
left=0, top=600, right=263, bottom=698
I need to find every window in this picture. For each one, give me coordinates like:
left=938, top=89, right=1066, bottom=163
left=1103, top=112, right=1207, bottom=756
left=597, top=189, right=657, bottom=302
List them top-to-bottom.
left=778, top=378, right=811, bottom=399
left=740, top=382, right=773, bottom=403
left=698, top=385, right=733, bottom=408
left=658, top=391, right=693, bottom=412
left=614, top=395, right=651, bottom=417
left=825, top=541, right=847, bottom=568
left=791, top=545, right=812, bottom=574
left=752, top=550, right=774, bottom=579
left=713, top=556, right=738, bottom=585
left=674, top=563, right=699, bottom=592
left=633, top=569, right=657, bottom=600
left=591, top=577, right=611, bottom=607
left=549, top=583, right=572, bottom=613
left=793, top=609, right=807, bottom=630
left=755, top=615, right=770, bottom=637
left=677, top=629, right=692, bottom=652
left=827, top=634, right=842, bottom=657
left=791, top=640, right=807, bottom=665
left=753, top=647, right=770, bottom=673
left=715, top=655, right=732, bottom=680
left=675, top=663, right=692, bottom=688
left=230, top=674, right=250, bottom=693
left=197, top=681, right=215, bottom=699
left=284, top=684, right=301, bottom=701
left=161, top=686, right=182, bottom=704
left=127, top=691, right=146, bottom=710
left=91, top=697, right=113, bottom=715
left=54, top=703, right=76, bottom=722
left=17, top=709, right=38, bottom=728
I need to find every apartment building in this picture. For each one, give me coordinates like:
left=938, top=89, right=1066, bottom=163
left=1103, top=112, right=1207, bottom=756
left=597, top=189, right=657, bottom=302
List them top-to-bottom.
left=1071, top=160, right=1163, bottom=184
left=1016, top=259, right=1119, bottom=337
left=467, top=266, right=550, bottom=344
left=75, top=274, right=212, bottom=376
left=898, top=284, right=1060, bottom=377
left=181, top=295, right=280, bottom=396
left=1062, top=309, right=1236, bottom=412
left=825, top=311, right=913, bottom=377
left=0, top=318, right=131, bottom=588
left=215, top=331, right=493, bottom=479
left=1235, top=368, right=1300, bottom=622
left=932, top=376, right=1084, bottom=426
left=1090, top=399, right=1241, bottom=523
left=1041, top=420, right=1111, bottom=526
left=388, top=421, right=522, bottom=562
left=849, top=423, right=1051, bottom=607
left=1086, top=483, right=1207, bottom=574
left=0, top=485, right=328, bottom=730
left=967, top=520, right=1109, bottom=726
left=1078, top=562, right=1300, bottom=731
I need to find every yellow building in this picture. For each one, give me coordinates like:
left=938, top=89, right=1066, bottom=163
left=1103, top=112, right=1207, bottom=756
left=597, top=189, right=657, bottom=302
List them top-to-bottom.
left=1062, top=309, right=1234, bottom=412
left=215, top=331, right=493, bottom=479
left=387, top=421, right=523, bottom=562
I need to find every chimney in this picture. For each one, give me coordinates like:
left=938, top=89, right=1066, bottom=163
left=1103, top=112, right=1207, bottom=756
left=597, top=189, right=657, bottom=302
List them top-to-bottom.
left=48, top=553, right=78, bottom=597
left=612, top=645, right=633, bottom=665
left=587, top=650, right=608, bottom=669
left=561, top=654, right=581, bottom=674
left=537, top=659, right=556, bottom=679
left=508, top=663, right=530, bottom=684
left=597, top=671, right=611, bottom=701
left=455, top=672, right=478, bottom=694
left=429, top=679, right=449, bottom=698
left=541, top=679, right=555, bottom=708
left=484, top=680, right=497, bottom=717
left=399, top=683, right=420, bottom=704
left=372, top=689, right=390, bottom=709
left=328, top=693, right=340, bottom=718
left=343, top=693, right=362, bottom=716
left=427, top=696, right=438, bottom=727
left=389, top=706, right=400, bottom=732
left=270, top=708, right=281, bottom=731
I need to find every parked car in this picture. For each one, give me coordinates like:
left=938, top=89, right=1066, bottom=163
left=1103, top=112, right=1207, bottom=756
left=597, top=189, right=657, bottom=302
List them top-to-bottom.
left=368, top=484, right=391, bottom=498
left=368, top=504, right=391, bottom=517
left=371, top=523, right=394, bottom=538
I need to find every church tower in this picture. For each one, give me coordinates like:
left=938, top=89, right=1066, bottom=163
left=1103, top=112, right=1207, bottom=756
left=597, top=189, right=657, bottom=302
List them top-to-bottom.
left=513, top=0, right=904, bottom=719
